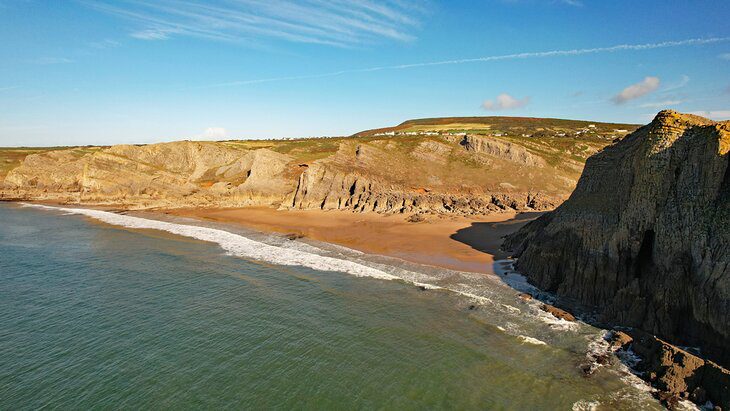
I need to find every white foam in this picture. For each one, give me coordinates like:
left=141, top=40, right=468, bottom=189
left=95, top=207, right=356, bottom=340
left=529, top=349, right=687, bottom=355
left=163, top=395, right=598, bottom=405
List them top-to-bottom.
left=23, top=204, right=401, bottom=281
left=24, top=204, right=515, bottom=311
left=536, top=307, right=581, bottom=331
left=517, top=335, right=548, bottom=346
left=572, top=400, right=600, bottom=411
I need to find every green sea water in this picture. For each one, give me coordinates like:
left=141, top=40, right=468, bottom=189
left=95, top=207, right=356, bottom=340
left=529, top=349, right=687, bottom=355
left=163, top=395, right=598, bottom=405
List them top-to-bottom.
left=0, top=203, right=661, bottom=410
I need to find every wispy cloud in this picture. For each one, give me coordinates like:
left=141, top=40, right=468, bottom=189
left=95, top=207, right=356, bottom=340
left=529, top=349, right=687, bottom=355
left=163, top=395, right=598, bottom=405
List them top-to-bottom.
left=82, top=0, right=426, bottom=47
left=502, top=0, right=582, bottom=6
left=557, top=0, right=583, bottom=6
left=130, top=28, right=179, bottom=41
left=198, top=37, right=730, bottom=88
left=89, top=39, right=122, bottom=49
left=719, top=53, right=730, bottom=60
left=29, top=57, right=74, bottom=65
left=661, top=74, right=689, bottom=93
left=612, top=76, right=660, bottom=104
left=0, top=86, right=20, bottom=92
left=482, top=93, right=530, bottom=110
left=638, top=100, right=683, bottom=109
left=688, top=110, right=730, bottom=121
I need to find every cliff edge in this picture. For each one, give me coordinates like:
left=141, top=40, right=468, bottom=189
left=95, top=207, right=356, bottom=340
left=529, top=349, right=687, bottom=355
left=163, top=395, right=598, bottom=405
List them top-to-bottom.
left=504, top=111, right=730, bottom=369
left=2, top=116, right=637, bottom=214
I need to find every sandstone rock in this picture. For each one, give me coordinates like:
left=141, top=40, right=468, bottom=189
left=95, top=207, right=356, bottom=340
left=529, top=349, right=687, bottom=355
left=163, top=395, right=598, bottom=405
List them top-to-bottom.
left=504, top=111, right=730, bottom=368
left=1, top=121, right=582, bottom=215
left=460, top=135, right=546, bottom=167
left=2, top=141, right=296, bottom=209
left=406, top=214, right=425, bottom=223
left=517, top=292, right=533, bottom=301
left=540, top=303, right=576, bottom=321
left=625, top=329, right=730, bottom=409
left=608, top=331, right=633, bottom=350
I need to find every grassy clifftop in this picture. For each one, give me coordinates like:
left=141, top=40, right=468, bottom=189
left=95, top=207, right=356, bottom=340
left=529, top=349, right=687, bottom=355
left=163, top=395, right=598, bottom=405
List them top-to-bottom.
left=0, top=115, right=641, bottom=213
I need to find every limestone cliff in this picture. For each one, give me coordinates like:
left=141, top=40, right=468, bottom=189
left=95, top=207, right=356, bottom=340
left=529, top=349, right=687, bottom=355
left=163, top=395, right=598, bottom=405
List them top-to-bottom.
left=504, top=111, right=730, bottom=367
left=3, top=116, right=629, bottom=213
left=2, top=142, right=296, bottom=209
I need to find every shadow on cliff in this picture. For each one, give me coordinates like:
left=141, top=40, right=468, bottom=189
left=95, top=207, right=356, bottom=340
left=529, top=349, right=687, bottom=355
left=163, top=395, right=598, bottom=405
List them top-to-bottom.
left=449, top=211, right=544, bottom=260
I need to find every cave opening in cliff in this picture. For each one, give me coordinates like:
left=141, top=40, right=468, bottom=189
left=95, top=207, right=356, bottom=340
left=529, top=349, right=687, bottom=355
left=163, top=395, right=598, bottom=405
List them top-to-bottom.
left=635, top=229, right=655, bottom=278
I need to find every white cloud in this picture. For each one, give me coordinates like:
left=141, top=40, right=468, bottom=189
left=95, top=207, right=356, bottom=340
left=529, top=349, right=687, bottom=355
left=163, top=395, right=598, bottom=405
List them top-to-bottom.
left=83, top=0, right=426, bottom=47
left=558, top=0, right=583, bottom=6
left=130, top=28, right=178, bottom=41
left=197, top=37, right=729, bottom=89
left=719, top=53, right=730, bottom=60
left=29, top=57, right=74, bottom=65
left=612, top=76, right=660, bottom=104
left=482, top=93, right=530, bottom=111
left=638, top=100, right=683, bottom=108
left=688, top=110, right=730, bottom=121
left=199, top=127, right=228, bottom=140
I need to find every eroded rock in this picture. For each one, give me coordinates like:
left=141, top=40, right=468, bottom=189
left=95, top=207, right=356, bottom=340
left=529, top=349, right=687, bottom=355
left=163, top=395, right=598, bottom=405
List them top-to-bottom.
left=504, top=111, right=730, bottom=368
left=540, top=303, right=576, bottom=321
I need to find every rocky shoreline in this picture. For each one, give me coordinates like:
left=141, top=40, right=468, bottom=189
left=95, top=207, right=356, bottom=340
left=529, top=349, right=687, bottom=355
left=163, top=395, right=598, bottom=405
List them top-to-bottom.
left=503, top=111, right=730, bottom=409
left=514, top=288, right=729, bottom=409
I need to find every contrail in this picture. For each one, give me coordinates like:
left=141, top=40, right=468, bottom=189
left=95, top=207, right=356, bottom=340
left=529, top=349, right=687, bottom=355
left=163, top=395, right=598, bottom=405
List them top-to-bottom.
left=200, top=37, right=730, bottom=88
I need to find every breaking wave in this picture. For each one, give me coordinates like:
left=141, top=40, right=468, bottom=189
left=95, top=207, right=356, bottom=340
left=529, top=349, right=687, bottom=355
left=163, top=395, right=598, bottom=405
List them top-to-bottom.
left=23, top=204, right=404, bottom=281
left=517, top=335, right=548, bottom=345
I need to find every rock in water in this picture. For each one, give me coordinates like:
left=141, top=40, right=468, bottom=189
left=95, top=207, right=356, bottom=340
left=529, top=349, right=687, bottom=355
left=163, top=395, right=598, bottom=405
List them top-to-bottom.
left=503, top=111, right=730, bottom=368
left=539, top=303, right=576, bottom=322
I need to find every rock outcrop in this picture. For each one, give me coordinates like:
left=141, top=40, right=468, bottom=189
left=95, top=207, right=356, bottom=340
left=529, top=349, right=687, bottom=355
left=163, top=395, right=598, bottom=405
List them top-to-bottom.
left=503, top=111, right=730, bottom=369
left=1, top=128, right=579, bottom=213
left=460, top=135, right=546, bottom=167
left=2, top=142, right=296, bottom=209
left=610, top=329, right=730, bottom=409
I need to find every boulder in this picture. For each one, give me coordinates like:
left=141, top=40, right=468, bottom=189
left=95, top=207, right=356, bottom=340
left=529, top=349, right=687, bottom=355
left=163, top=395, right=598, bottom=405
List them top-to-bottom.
left=540, top=303, right=575, bottom=321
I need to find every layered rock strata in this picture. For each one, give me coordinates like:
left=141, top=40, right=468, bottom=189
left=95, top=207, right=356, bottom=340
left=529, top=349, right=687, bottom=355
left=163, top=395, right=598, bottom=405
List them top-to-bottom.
left=504, top=111, right=730, bottom=368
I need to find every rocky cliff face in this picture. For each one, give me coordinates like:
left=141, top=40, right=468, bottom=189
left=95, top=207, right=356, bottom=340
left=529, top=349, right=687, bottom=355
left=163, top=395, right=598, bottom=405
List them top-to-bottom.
left=504, top=111, right=730, bottom=367
left=1, top=124, right=591, bottom=213
left=2, top=142, right=297, bottom=209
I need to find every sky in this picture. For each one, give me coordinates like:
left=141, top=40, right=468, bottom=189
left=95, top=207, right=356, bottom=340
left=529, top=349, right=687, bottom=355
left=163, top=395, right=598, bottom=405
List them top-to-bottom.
left=0, top=0, right=729, bottom=146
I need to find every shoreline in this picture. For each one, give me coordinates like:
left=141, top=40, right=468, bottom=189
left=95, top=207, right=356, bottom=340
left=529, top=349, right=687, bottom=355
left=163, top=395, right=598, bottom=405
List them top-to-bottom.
left=5, top=200, right=542, bottom=274
left=10, top=201, right=726, bottom=408
left=162, top=206, right=543, bottom=275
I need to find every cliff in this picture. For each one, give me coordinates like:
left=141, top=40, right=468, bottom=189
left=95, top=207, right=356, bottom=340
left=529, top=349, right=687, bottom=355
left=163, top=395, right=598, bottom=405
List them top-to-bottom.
left=504, top=111, right=730, bottom=369
left=0, top=117, right=636, bottom=214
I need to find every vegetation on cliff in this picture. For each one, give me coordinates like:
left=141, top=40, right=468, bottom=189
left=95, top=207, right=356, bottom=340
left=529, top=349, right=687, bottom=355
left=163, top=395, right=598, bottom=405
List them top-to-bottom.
left=0, top=116, right=636, bottom=213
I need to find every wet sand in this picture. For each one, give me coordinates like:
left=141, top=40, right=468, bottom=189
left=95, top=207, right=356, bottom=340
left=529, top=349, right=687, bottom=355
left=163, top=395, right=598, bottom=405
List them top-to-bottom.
left=166, top=207, right=543, bottom=274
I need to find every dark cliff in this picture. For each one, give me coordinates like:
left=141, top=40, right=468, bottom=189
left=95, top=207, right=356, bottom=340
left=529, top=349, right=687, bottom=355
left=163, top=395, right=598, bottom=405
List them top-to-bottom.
left=503, top=111, right=730, bottom=367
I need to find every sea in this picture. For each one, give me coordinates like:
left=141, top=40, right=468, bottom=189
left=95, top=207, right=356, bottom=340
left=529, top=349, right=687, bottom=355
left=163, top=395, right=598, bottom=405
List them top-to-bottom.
left=0, top=202, right=664, bottom=410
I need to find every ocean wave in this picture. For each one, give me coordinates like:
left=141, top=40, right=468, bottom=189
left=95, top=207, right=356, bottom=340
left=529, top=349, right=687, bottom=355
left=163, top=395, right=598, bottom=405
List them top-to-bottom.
left=21, top=204, right=576, bottom=343
left=23, top=204, right=402, bottom=281
left=22, top=205, right=507, bottom=309
left=536, top=308, right=581, bottom=331
left=517, top=335, right=547, bottom=346
left=572, top=399, right=600, bottom=411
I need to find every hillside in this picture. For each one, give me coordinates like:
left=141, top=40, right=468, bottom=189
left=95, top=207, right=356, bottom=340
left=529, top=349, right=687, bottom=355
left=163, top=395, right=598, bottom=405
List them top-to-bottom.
left=0, top=116, right=639, bottom=213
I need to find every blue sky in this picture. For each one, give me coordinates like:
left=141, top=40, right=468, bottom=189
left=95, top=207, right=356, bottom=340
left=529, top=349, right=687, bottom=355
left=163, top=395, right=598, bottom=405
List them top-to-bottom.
left=1, top=0, right=729, bottom=146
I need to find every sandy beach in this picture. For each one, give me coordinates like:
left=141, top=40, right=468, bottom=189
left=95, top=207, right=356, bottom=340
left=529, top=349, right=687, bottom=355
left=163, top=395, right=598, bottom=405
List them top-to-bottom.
left=166, top=207, right=543, bottom=274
